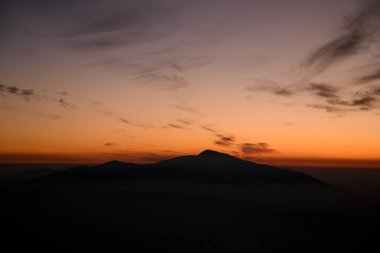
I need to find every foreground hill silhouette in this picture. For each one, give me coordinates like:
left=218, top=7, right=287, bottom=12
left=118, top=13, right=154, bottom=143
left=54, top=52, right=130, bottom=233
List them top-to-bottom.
left=38, top=149, right=326, bottom=184
left=2, top=150, right=379, bottom=252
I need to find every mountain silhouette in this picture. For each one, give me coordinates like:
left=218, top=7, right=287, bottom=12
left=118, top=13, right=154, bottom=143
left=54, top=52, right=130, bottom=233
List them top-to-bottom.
left=34, top=149, right=328, bottom=186
left=2, top=150, right=378, bottom=252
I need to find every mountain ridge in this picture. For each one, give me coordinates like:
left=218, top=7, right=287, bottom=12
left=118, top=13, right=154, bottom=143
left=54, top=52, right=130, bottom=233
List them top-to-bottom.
left=28, top=150, right=332, bottom=188
left=4, top=151, right=371, bottom=253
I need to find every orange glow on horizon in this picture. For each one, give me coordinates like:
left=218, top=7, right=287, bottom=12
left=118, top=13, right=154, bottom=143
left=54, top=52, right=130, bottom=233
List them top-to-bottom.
left=1, top=0, right=380, bottom=169
left=1, top=150, right=380, bottom=169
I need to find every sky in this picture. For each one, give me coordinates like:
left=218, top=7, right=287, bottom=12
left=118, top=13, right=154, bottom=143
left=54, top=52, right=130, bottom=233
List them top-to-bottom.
left=1, top=0, right=380, bottom=167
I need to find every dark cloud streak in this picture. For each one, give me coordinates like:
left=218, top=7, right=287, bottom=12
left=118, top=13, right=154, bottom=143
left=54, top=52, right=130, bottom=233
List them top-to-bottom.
left=303, top=0, right=380, bottom=83
left=305, top=0, right=380, bottom=76
left=64, top=1, right=180, bottom=51
left=359, top=68, right=380, bottom=83
left=247, top=79, right=294, bottom=97
left=250, top=79, right=380, bottom=114
left=0, top=82, right=82, bottom=109
left=1, top=83, right=37, bottom=101
left=308, top=83, right=339, bottom=99
left=308, top=85, right=380, bottom=112
left=58, top=98, right=77, bottom=110
left=119, top=118, right=130, bottom=124
left=165, top=118, right=194, bottom=130
left=176, top=119, right=193, bottom=126
left=167, top=124, right=185, bottom=129
left=200, top=124, right=277, bottom=156
left=214, top=134, right=235, bottom=147
left=104, top=142, right=119, bottom=148
left=240, top=143, right=275, bottom=155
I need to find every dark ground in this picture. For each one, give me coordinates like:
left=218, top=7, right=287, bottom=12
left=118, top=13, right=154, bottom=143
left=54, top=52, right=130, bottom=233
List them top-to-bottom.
left=1, top=151, right=379, bottom=252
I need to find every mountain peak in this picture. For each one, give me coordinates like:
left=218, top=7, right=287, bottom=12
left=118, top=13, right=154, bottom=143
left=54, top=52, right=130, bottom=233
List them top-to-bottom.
left=197, top=150, right=231, bottom=158
left=101, top=160, right=128, bottom=166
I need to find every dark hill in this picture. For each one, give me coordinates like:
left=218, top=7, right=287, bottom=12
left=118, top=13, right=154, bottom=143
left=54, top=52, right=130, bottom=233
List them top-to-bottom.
left=34, top=149, right=327, bottom=186
left=2, top=150, right=378, bottom=252
left=35, top=161, right=139, bottom=183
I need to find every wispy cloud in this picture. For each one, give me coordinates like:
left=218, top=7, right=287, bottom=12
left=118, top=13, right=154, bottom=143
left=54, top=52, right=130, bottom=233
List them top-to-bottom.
left=303, top=0, right=380, bottom=80
left=11, top=1, right=219, bottom=92
left=63, top=1, right=180, bottom=51
left=118, top=56, right=213, bottom=91
left=359, top=68, right=380, bottom=83
left=130, top=72, right=191, bottom=91
left=160, top=74, right=190, bottom=90
left=248, top=78, right=380, bottom=114
left=246, top=79, right=295, bottom=97
left=0, top=81, right=162, bottom=129
left=0, top=82, right=80, bottom=110
left=0, top=83, right=36, bottom=100
left=307, top=83, right=340, bottom=99
left=312, top=85, right=380, bottom=112
left=6, top=86, right=19, bottom=94
left=57, top=91, right=69, bottom=96
left=351, top=94, right=378, bottom=110
left=170, top=97, right=201, bottom=116
left=57, top=98, right=77, bottom=110
left=171, top=104, right=199, bottom=114
left=307, top=104, right=349, bottom=114
left=0, top=105, right=63, bottom=120
left=114, top=117, right=155, bottom=129
left=119, top=118, right=130, bottom=124
left=165, top=118, right=194, bottom=130
left=176, top=118, right=193, bottom=126
left=167, top=123, right=185, bottom=129
left=200, top=124, right=276, bottom=156
left=201, top=125, right=236, bottom=147
left=201, top=125, right=217, bottom=133
left=214, top=134, right=235, bottom=147
left=104, top=142, right=119, bottom=148
left=240, top=142, right=276, bottom=155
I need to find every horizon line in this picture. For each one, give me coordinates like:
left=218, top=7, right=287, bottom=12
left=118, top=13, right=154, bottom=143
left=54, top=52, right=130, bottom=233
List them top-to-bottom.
left=1, top=150, right=380, bottom=168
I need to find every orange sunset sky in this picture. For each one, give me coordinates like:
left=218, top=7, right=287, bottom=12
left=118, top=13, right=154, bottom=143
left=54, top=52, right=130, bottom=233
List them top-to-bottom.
left=1, top=0, right=380, bottom=167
